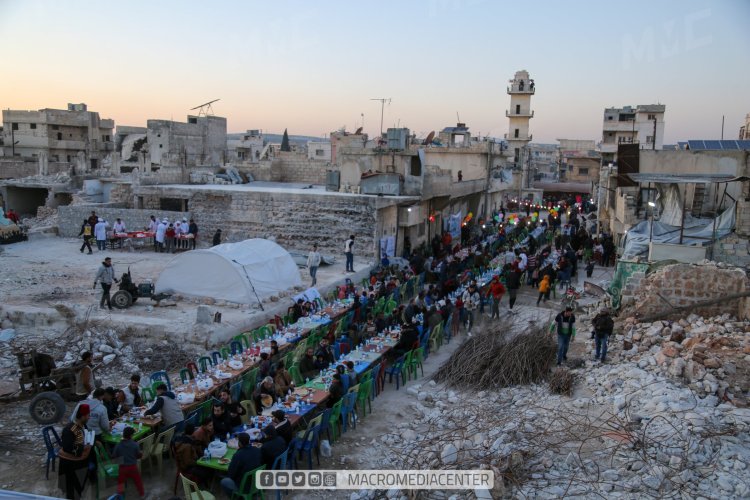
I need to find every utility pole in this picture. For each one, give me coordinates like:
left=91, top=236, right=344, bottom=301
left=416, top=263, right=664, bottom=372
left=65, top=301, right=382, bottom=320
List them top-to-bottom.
left=370, top=98, right=391, bottom=139
left=721, top=115, right=725, bottom=140
left=652, top=117, right=657, bottom=150
left=484, top=138, right=493, bottom=221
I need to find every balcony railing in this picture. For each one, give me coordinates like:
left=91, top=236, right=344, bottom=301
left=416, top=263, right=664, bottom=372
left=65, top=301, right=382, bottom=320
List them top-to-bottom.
left=506, top=84, right=535, bottom=94
left=506, top=110, right=534, bottom=118
left=504, top=133, right=533, bottom=141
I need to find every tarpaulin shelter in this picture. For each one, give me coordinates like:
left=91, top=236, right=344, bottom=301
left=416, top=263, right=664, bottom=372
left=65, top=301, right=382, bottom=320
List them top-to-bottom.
left=155, top=239, right=302, bottom=304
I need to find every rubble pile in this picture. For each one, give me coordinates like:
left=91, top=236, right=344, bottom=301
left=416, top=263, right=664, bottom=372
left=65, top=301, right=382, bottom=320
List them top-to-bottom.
left=21, top=206, right=58, bottom=230
left=620, top=313, right=750, bottom=406
left=0, top=314, right=195, bottom=389
left=358, top=374, right=750, bottom=499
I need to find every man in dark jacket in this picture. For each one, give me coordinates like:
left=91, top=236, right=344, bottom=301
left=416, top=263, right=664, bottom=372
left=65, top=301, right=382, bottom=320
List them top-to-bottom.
left=505, top=269, right=522, bottom=311
left=554, top=307, right=576, bottom=366
left=592, top=308, right=614, bottom=363
left=388, top=324, right=419, bottom=360
left=299, top=347, right=318, bottom=381
left=211, top=401, right=233, bottom=439
left=260, top=425, right=287, bottom=468
left=220, top=433, right=262, bottom=496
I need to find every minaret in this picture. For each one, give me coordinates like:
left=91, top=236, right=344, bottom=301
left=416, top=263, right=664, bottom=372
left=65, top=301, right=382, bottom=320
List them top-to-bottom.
left=506, top=70, right=534, bottom=185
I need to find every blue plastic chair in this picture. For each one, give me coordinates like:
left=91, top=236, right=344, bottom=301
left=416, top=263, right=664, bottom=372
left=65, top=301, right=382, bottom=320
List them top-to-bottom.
left=443, top=315, right=453, bottom=344
left=419, top=327, right=431, bottom=359
left=230, top=340, right=243, bottom=355
left=332, top=343, right=341, bottom=360
left=385, top=355, right=407, bottom=390
left=368, top=362, right=381, bottom=401
left=150, top=370, right=171, bottom=391
left=340, top=392, right=358, bottom=433
left=317, top=408, right=332, bottom=442
left=184, top=410, right=200, bottom=429
left=290, top=424, right=321, bottom=469
left=42, top=426, right=61, bottom=479
left=272, top=448, right=290, bottom=500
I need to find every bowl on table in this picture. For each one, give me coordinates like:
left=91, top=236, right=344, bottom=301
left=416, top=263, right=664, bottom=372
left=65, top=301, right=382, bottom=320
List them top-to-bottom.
left=208, top=441, right=228, bottom=458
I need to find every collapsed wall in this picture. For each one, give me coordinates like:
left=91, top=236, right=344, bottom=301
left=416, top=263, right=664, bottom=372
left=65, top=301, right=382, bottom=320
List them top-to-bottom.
left=621, top=262, right=749, bottom=320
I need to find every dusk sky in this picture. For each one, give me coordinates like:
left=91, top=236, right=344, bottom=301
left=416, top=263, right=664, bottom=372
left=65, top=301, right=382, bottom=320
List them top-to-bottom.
left=1, top=0, right=748, bottom=144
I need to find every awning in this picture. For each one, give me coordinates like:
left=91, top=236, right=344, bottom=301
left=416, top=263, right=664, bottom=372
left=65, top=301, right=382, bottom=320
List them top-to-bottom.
left=626, top=173, right=749, bottom=184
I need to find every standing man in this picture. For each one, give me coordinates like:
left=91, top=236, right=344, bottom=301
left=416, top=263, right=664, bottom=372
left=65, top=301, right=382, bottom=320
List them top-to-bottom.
left=147, top=214, right=158, bottom=233
left=78, top=218, right=93, bottom=254
left=94, top=218, right=109, bottom=251
left=113, top=218, right=126, bottom=248
left=188, top=218, right=199, bottom=250
left=155, top=219, right=167, bottom=252
left=344, top=234, right=355, bottom=273
left=307, top=243, right=322, bottom=287
left=93, top=257, right=118, bottom=310
left=506, top=268, right=521, bottom=312
left=487, top=275, right=506, bottom=319
left=462, top=283, right=480, bottom=336
left=554, top=306, right=576, bottom=366
left=592, top=307, right=614, bottom=363
left=74, top=351, right=97, bottom=399
left=57, top=403, right=93, bottom=499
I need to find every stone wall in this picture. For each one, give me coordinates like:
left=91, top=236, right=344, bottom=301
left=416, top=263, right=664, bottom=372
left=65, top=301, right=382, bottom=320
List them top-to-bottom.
left=270, top=155, right=330, bottom=184
left=0, top=159, right=71, bottom=180
left=188, top=190, right=378, bottom=258
left=58, top=205, right=189, bottom=238
left=711, top=234, right=750, bottom=269
left=623, top=262, right=749, bottom=320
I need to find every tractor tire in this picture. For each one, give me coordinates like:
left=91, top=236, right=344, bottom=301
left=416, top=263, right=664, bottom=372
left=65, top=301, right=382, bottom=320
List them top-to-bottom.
left=112, top=290, right=133, bottom=309
left=29, top=391, right=67, bottom=425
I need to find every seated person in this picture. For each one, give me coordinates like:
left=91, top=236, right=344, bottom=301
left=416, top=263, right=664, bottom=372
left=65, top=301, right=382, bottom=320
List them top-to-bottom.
left=290, top=299, right=305, bottom=322
left=388, top=324, right=419, bottom=360
left=315, top=339, right=335, bottom=366
left=269, top=340, right=280, bottom=358
left=298, top=347, right=318, bottom=381
left=258, top=352, right=273, bottom=379
left=314, top=353, right=328, bottom=371
left=273, top=360, right=293, bottom=396
left=327, top=374, right=345, bottom=408
left=252, top=377, right=278, bottom=414
left=218, top=388, right=245, bottom=428
left=211, top=402, right=233, bottom=439
left=271, top=409, right=293, bottom=444
left=191, top=418, right=214, bottom=452
left=174, top=424, right=212, bottom=487
left=260, top=425, right=287, bottom=468
left=220, top=432, right=262, bottom=497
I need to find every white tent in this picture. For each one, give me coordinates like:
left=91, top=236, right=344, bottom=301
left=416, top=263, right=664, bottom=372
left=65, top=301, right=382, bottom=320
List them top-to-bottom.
left=155, top=239, right=302, bottom=304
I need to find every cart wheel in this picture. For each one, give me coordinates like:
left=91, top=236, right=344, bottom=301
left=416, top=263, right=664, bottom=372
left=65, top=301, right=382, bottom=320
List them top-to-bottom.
left=112, top=290, right=133, bottom=309
left=29, top=391, right=67, bottom=425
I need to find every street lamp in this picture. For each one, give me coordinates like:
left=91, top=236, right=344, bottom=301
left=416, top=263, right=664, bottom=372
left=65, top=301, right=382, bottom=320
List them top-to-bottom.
left=648, top=201, right=656, bottom=258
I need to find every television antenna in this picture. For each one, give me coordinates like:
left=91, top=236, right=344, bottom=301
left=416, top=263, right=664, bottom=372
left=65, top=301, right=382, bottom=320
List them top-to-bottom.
left=370, top=98, right=391, bottom=139
left=190, top=99, right=220, bottom=117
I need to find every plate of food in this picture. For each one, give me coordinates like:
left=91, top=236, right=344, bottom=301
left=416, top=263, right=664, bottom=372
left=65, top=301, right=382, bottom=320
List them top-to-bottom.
left=218, top=458, right=230, bottom=465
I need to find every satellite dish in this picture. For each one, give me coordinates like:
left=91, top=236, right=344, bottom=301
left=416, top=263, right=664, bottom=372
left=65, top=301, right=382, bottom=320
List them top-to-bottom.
left=355, top=127, right=363, bottom=134
left=423, top=131, right=435, bottom=145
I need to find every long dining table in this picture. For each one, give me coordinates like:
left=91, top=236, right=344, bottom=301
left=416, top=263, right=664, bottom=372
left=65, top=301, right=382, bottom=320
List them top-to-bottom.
left=173, top=300, right=354, bottom=414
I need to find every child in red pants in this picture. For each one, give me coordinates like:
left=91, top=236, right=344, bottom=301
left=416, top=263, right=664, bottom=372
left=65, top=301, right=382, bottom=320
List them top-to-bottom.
left=113, top=426, right=145, bottom=497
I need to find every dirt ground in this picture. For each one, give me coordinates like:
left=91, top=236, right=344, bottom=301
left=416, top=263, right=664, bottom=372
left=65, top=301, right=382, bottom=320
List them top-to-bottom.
left=0, top=235, right=613, bottom=497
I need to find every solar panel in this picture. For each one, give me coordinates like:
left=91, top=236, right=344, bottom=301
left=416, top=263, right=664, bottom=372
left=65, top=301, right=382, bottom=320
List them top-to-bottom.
left=687, top=140, right=705, bottom=150
left=703, top=140, right=722, bottom=150
left=738, top=140, right=750, bottom=150
left=720, top=141, right=739, bottom=150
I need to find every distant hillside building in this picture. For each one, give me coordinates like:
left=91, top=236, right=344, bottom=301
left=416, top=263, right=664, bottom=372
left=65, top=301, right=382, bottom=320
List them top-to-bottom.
left=1, top=103, right=114, bottom=169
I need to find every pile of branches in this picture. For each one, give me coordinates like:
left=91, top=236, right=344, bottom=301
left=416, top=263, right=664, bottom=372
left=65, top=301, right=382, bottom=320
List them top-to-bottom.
left=433, top=318, right=556, bottom=389
left=548, top=366, right=575, bottom=395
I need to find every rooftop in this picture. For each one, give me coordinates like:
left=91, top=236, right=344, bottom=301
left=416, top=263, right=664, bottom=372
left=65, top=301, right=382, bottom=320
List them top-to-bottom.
left=141, top=181, right=419, bottom=200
